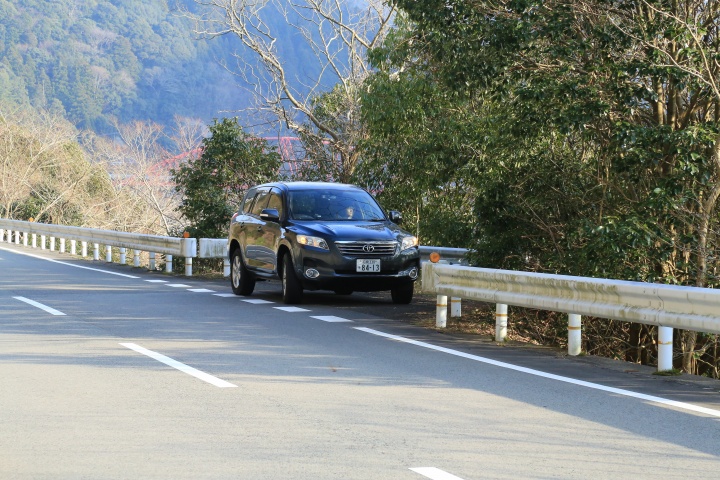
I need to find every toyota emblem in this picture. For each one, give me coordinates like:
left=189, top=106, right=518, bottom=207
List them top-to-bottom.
left=362, top=244, right=375, bottom=253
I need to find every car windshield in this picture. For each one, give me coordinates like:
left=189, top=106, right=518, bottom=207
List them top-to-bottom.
left=288, top=189, right=387, bottom=221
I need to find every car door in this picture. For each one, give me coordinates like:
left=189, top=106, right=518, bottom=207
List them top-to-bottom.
left=244, top=187, right=270, bottom=269
left=255, top=187, right=284, bottom=273
left=230, top=188, right=257, bottom=265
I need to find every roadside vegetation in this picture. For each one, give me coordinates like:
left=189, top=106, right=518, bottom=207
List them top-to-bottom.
left=2, top=0, right=720, bottom=377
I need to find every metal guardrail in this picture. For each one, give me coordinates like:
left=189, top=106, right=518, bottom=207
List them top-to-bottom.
left=0, top=219, right=471, bottom=278
left=0, top=219, right=197, bottom=275
left=0, top=219, right=195, bottom=256
left=198, top=238, right=231, bottom=276
left=421, top=262, right=720, bottom=371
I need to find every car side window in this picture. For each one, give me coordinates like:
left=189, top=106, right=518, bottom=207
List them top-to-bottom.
left=250, top=188, right=270, bottom=216
left=266, top=188, right=284, bottom=219
left=241, top=189, right=257, bottom=214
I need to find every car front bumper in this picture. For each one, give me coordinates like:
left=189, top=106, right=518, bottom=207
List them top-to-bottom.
left=294, top=246, right=420, bottom=292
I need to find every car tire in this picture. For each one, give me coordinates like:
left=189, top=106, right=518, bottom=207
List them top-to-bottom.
left=231, top=248, right=255, bottom=296
left=282, top=254, right=303, bottom=304
left=391, top=283, right=413, bottom=304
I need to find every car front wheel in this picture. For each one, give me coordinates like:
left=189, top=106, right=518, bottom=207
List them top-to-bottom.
left=231, top=249, right=255, bottom=296
left=282, top=254, right=303, bottom=304
left=390, top=283, right=413, bottom=304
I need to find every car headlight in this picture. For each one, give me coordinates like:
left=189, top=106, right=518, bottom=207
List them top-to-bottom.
left=297, top=235, right=329, bottom=250
left=401, top=235, right=418, bottom=251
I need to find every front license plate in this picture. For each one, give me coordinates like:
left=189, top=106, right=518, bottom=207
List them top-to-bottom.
left=356, top=259, right=380, bottom=273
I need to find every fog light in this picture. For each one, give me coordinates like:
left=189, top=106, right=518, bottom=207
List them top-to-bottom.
left=408, top=267, right=418, bottom=280
left=305, top=268, right=320, bottom=279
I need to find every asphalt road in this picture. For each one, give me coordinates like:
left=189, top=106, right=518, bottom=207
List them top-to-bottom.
left=2, top=243, right=720, bottom=479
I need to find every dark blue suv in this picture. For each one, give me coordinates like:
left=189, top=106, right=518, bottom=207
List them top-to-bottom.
left=227, top=182, right=420, bottom=304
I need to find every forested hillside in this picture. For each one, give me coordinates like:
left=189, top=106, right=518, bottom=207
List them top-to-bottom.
left=0, top=0, right=301, bottom=133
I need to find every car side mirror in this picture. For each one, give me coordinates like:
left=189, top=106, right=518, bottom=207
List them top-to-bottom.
left=260, top=208, right=280, bottom=222
left=389, top=211, right=403, bottom=224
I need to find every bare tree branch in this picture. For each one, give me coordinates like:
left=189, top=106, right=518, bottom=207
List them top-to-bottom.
left=181, top=0, right=396, bottom=181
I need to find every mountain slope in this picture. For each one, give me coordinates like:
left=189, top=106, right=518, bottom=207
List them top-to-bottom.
left=0, top=0, right=251, bottom=132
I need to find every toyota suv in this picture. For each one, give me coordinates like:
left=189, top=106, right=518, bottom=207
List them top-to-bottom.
left=227, top=182, right=420, bottom=304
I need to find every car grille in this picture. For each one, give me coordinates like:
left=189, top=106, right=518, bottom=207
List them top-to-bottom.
left=335, top=241, right=398, bottom=258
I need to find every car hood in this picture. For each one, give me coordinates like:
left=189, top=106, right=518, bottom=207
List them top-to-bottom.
left=292, top=221, right=408, bottom=241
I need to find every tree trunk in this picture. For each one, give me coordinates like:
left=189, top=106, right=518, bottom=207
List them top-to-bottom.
left=682, top=330, right=697, bottom=374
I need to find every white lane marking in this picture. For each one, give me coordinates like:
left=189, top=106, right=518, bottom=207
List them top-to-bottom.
left=0, top=246, right=139, bottom=278
left=145, top=280, right=168, bottom=283
left=166, top=284, right=191, bottom=288
left=188, top=288, right=215, bottom=293
left=214, top=293, right=237, bottom=297
left=13, top=296, right=66, bottom=316
left=242, top=299, right=274, bottom=304
left=274, top=306, right=310, bottom=312
left=311, top=315, right=353, bottom=323
left=356, top=327, right=720, bottom=418
left=120, top=343, right=237, bottom=388
left=411, top=467, right=466, bottom=480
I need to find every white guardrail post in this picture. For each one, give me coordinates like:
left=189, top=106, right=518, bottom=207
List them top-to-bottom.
left=181, top=237, right=196, bottom=276
left=436, top=295, right=448, bottom=328
left=450, top=297, right=461, bottom=317
left=496, top=304, right=508, bottom=342
left=568, top=314, right=582, bottom=356
left=658, top=327, right=674, bottom=371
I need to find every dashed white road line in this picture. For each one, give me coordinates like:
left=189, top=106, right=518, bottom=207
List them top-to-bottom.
left=145, top=279, right=168, bottom=283
left=166, top=284, right=191, bottom=288
left=188, top=289, right=216, bottom=293
left=214, top=293, right=237, bottom=297
left=13, top=296, right=66, bottom=316
left=242, top=299, right=274, bottom=304
left=274, top=306, right=310, bottom=312
left=311, top=315, right=353, bottom=323
left=356, top=327, right=720, bottom=418
left=120, top=343, right=237, bottom=388
left=410, top=467, right=466, bottom=480
left=410, top=467, right=462, bottom=480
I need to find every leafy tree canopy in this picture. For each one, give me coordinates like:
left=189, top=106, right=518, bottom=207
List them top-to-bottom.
left=171, top=118, right=282, bottom=237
